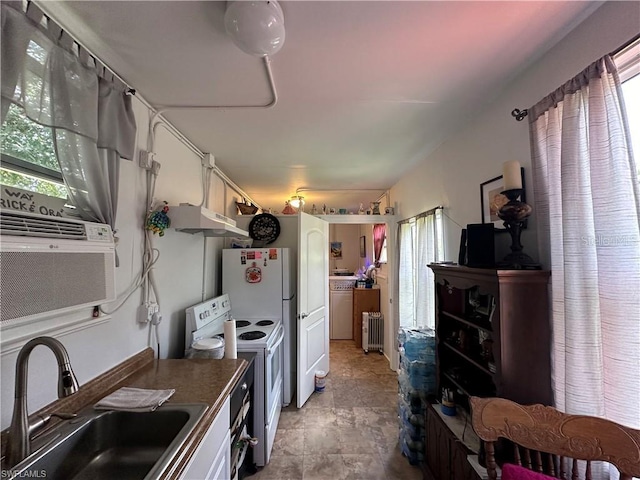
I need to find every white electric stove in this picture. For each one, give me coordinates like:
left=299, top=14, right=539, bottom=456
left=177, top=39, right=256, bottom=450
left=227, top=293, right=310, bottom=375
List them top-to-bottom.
left=185, top=294, right=284, bottom=467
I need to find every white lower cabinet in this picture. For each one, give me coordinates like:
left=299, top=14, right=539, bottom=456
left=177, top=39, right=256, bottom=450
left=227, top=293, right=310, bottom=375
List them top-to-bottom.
left=330, top=289, right=353, bottom=339
left=180, top=397, right=230, bottom=480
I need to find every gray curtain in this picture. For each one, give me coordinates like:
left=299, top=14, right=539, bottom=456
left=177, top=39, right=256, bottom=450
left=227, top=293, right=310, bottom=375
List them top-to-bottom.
left=1, top=2, right=136, bottom=230
left=529, top=55, right=639, bottom=480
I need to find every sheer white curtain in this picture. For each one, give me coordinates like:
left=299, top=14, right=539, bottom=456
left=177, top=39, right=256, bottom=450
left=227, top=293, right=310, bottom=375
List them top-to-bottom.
left=1, top=2, right=136, bottom=230
left=529, top=55, right=640, bottom=479
left=398, top=209, right=444, bottom=329
left=398, top=221, right=415, bottom=328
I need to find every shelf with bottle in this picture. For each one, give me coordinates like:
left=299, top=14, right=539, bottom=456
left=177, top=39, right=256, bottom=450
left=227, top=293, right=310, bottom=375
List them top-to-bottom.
left=438, top=284, right=496, bottom=321
left=441, top=311, right=492, bottom=334
left=438, top=316, right=495, bottom=370
left=441, top=341, right=492, bottom=376
left=440, top=364, right=496, bottom=400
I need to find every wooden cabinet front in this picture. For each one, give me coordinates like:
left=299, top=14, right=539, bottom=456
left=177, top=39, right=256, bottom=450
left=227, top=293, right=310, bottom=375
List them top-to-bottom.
left=352, top=288, right=380, bottom=348
left=423, top=403, right=482, bottom=480
left=424, top=404, right=451, bottom=480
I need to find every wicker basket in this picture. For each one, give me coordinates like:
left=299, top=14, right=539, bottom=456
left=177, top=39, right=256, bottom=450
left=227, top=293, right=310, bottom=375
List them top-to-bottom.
left=236, top=202, right=258, bottom=215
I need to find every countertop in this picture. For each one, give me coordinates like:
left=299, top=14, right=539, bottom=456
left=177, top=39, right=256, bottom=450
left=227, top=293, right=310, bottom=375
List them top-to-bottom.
left=329, top=275, right=358, bottom=281
left=0, top=348, right=249, bottom=480
left=122, top=357, right=247, bottom=405
left=125, top=357, right=249, bottom=479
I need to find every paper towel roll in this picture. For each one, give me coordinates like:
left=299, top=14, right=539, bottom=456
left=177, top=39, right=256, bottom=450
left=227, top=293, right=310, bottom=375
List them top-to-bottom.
left=224, top=319, right=237, bottom=359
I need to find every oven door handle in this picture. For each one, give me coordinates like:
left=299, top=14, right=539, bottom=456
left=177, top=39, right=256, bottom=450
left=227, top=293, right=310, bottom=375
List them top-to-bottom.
left=267, top=324, right=285, bottom=356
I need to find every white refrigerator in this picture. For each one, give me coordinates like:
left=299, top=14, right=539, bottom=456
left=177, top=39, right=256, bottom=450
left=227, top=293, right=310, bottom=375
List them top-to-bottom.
left=222, top=247, right=296, bottom=406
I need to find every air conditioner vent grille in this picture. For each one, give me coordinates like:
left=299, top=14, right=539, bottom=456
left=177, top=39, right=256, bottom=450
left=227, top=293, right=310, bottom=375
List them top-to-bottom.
left=0, top=211, right=86, bottom=239
left=0, top=251, right=110, bottom=323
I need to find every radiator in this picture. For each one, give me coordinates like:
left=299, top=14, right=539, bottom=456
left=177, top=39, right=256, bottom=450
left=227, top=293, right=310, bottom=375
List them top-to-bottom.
left=362, top=312, right=384, bottom=354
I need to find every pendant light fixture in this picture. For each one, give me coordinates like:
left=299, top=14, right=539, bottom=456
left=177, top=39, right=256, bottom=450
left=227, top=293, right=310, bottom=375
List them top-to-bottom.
left=224, top=1, right=285, bottom=57
left=290, top=195, right=305, bottom=209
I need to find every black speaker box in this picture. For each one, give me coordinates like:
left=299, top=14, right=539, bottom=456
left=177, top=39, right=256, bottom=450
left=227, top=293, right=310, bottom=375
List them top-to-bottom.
left=466, top=223, right=495, bottom=268
left=458, top=229, right=467, bottom=266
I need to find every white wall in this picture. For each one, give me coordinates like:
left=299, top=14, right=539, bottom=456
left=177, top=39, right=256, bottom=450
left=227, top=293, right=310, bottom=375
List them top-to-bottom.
left=389, top=1, right=640, bottom=266
left=0, top=96, right=231, bottom=428
left=329, top=224, right=361, bottom=273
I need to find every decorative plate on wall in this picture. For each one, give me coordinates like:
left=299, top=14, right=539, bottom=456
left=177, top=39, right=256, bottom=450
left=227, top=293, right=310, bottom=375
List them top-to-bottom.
left=248, top=213, right=281, bottom=245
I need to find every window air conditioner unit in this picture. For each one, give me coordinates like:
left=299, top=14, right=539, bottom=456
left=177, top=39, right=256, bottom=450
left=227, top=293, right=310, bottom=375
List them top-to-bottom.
left=0, top=209, right=116, bottom=325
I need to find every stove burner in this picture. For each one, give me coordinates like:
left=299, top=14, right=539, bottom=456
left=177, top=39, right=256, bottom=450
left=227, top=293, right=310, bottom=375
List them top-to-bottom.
left=236, top=320, right=251, bottom=328
left=256, top=320, right=274, bottom=326
left=239, top=331, right=267, bottom=341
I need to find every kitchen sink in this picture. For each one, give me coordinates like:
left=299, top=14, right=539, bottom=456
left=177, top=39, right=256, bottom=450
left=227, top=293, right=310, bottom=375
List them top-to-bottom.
left=9, top=403, right=208, bottom=480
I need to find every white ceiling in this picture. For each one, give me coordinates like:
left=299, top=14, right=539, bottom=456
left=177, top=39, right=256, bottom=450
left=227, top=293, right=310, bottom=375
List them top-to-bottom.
left=40, top=1, right=600, bottom=212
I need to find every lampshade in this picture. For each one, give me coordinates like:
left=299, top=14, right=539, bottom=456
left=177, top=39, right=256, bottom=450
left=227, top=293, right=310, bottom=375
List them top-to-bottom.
left=224, top=1, right=285, bottom=57
left=290, top=195, right=305, bottom=208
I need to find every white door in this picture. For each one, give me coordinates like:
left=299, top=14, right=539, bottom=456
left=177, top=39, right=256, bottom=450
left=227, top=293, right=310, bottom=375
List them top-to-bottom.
left=297, top=212, right=329, bottom=408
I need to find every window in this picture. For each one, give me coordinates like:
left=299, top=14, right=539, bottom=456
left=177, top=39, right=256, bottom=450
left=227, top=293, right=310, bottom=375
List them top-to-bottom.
left=1, top=38, right=67, bottom=200
left=616, top=38, right=640, bottom=174
left=1, top=105, right=67, bottom=199
left=398, top=208, right=444, bottom=329
left=378, top=235, right=388, bottom=264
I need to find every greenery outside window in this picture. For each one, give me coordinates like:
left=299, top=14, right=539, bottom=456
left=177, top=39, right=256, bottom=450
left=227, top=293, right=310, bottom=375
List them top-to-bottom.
left=1, top=36, right=68, bottom=200
left=1, top=104, right=67, bottom=199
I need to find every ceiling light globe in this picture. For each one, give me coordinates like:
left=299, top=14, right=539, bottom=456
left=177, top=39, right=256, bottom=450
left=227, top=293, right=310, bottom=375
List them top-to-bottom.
left=224, top=1, right=285, bottom=57
left=290, top=195, right=304, bottom=208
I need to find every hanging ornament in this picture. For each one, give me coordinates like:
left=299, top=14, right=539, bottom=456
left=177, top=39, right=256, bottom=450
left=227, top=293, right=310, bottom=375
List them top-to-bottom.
left=145, top=201, right=171, bottom=236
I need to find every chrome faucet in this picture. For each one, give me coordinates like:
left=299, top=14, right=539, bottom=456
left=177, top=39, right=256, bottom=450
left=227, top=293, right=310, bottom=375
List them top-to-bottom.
left=6, top=336, right=79, bottom=468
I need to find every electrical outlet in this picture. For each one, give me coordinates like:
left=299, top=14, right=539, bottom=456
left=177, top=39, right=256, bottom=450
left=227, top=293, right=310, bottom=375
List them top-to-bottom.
left=139, top=151, right=155, bottom=169
left=137, top=302, right=159, bottom=324
left=137, top=304, right=150, bottom=323
left=151, top=312, right=162, bottom=325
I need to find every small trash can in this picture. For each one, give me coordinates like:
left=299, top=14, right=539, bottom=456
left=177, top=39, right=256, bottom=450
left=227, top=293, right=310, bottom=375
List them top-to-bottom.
left=314, top=370, right=327, bottom=392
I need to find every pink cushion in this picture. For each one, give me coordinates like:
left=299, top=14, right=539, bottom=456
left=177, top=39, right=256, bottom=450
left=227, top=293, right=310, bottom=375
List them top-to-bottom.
left=501, top=463, right=556, bottom=480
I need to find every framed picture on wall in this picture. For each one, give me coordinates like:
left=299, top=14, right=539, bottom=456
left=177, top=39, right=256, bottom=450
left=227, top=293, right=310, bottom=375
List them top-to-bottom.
left=480, top=168, right=526, bottom=232
left=359, top=236, right=366, bottom=258
left=331, top=241, right=343, bottom=258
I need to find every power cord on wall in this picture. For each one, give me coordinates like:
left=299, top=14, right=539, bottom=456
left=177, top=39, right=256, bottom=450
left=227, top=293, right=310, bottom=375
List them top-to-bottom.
left=442, top=209, right=464, bottom=229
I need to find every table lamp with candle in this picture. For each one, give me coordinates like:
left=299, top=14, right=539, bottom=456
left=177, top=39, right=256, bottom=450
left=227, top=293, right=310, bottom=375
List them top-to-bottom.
left=497, top=161, right=540, bottom=269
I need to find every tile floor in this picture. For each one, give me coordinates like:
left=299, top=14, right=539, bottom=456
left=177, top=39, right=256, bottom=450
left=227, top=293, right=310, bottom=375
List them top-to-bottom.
left=246, top=340, right=423, bottom=480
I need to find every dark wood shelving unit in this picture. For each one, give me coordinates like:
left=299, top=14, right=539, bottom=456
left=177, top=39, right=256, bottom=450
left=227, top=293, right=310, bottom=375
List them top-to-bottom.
left=422, top=265, right=552, bottom=480
left=441, top=311, right=492, bottom=334
left=441, top=341, right=492, bottom=376
left=441, top=371, right=472, bottom=398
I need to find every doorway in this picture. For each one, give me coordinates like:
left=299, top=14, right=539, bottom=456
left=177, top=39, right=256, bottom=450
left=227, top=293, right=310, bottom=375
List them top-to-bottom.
left=323, top=216, right=397, bottom=374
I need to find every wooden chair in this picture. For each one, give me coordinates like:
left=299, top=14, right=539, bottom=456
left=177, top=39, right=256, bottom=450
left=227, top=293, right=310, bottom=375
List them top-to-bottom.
left=469, top=396, right=640, bottom=480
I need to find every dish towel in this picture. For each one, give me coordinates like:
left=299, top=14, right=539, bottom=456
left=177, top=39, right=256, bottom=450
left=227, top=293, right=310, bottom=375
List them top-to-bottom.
left=94, top=387, right=176, bottom=412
